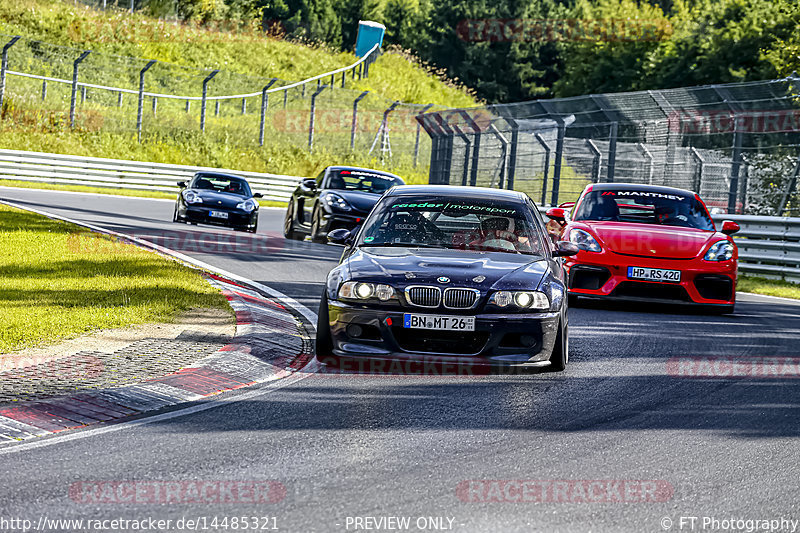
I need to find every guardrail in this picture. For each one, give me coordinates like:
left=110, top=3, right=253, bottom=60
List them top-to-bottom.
left=0, top=149, right=303, bottom=202
left=712, top=214, right=800, bottom=283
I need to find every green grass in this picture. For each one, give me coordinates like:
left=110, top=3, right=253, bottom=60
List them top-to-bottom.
left=0, top=203, right=231, bottom=353
left=738, top=275, right=800, bottom=300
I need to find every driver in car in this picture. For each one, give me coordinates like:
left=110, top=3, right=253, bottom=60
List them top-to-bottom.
left=468, top=217, right=531, bottom=252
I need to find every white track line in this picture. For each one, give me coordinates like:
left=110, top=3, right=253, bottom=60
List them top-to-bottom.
left=0, top=363, right=319, bottom=456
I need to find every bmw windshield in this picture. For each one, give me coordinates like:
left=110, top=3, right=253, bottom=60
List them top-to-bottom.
left=573, top=189, right=714, bottom=230
left=357, top=196, right=547, bottom=256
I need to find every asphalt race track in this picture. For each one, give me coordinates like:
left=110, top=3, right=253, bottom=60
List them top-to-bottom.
left=1, top=187, right=799, bottom=532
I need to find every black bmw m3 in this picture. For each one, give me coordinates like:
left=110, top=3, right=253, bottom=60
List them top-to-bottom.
left=173, top=172, right=262, bottom=232
left=316, top=186, right=579, bottom=372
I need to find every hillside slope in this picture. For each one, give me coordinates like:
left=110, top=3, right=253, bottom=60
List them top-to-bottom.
left=0, top=0, right=476, bottom=108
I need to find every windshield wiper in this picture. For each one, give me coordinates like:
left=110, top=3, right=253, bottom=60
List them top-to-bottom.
left=359, top=242, right=442, bottom=249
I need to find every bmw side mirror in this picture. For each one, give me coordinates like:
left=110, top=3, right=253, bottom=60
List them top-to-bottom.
left=301, top=179, right=317, bottom=190
left=177, top=181, right=187, bottom=188
left=253, top=192, right=263, bottom=199
left=546, top=207, right=567, bottom=221
left=721, top=220, right=740, bottom=235
left=327, top=229, right=352, bottom=245
left=553, top=241, right=579, bottom=257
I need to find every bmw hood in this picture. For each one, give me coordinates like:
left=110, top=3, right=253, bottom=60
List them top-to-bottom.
left=190, top=190, right=248, bottom=209
left=329, top=190, right=382, bottom=213
left=582, top=222, right=717, bottom=259
left=344, top=247, right=548, bottom=291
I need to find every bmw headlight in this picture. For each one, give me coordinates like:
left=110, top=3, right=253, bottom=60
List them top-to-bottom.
left=183, top=191, right=203, bottom=205
left=324, top=193, right=352, bottom=213
left=236, top=198, right=258, bottom=213
left=569, top=229, right=602, bottom=252
left=704, top=241, right=735, bottom=261
left=338, top=281, right=396, bottom=302
left=488, top=290, right=550, bottom=310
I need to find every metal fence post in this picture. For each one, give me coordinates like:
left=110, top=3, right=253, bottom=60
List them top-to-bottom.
left=0, top=36, right=21, bottom=114
left=70, top=50, right=91, bottom=128
left=136, top=59, right=156, bottom=143
left=200, top=69, right=219, bottom=133
left=341, top=72, right=346, bottom=88
left=259, top=78, right=278, bottom=147
left=42, top=81, right=47, bottom=102
left=308, top=85, right=327, bottom=152
left=81, top=86, right=87, bottom=104
left=283, top=89, right=288, bottom=109
left=117, top=91, right=123, bottom=107
left=350, top=91, right=369, bottom=150
left=152, top=96, right=157, bottom=116
left=241, top=98, right=246, bottom=115
left=185, top=100, right=190, bottom=113
left=414, top=104, right=434, bottom=167
left=728, top=114, right=743, bottom=213
left=507, top=119, right=519, bottom=190
left=551, top=119, right=566, bottom=206
left=606, top=121, right=618, bottom=182
left=488, top=125, right=509, bottom=189
left=453, top=126, right=472, bottom=186
left=470, top=132, right=481, bottom=187
left=534, top=133, right=551, bottom=205
left=586, top=139, right=602, bottom=183
left=636, top=142, right=654, bottom=184
left=690, top=147, right=704, bottom=193
left=777, top=152, right=800, bottom=215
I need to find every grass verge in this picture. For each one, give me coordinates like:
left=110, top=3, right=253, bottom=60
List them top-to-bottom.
left=0, top=203, right=231, bottom=353
left=738, top=275, right=800, bottom=300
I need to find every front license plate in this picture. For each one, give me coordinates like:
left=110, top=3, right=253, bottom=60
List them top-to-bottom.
left=209, top=210, right=229, bottom=219
left=627, top=266, right=681, bottom=282
left=403, top=314, right=475, bottom=331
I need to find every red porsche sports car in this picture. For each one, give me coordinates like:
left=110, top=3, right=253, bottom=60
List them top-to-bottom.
left=545, top=183, right=740, bottom=313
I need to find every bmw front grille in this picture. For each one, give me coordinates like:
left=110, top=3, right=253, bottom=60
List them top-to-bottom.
left=405, top=286, right=441, bottom=308
left=443, top=288, right=480, bottom=309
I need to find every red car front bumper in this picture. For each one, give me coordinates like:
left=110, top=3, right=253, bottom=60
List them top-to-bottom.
left=564, top=250, right=737, bottom=306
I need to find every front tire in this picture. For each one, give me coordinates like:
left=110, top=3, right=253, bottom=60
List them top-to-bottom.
left=283, top=200, right=302, bottom=240
left=310, top=205, right=326, bottom=244
left=315, top=291, right=335, bottom=363
left=546, top=320, right=568, bottom=372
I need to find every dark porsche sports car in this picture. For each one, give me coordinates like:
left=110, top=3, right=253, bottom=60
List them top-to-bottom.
left=283, top=166, right=405, bottom=243
left=173, top=172, right=262, bottom=232
left=545, top=183, right=739, bottom=313
left=315, top=185, right=579, bottom=372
